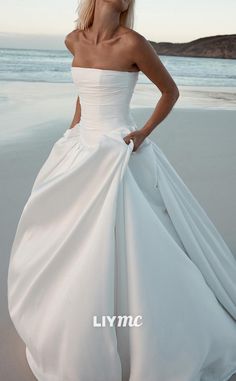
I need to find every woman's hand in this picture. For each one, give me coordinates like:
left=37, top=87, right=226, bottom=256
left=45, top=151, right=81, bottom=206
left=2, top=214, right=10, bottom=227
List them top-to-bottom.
left=123, top=129, right=147, bottom=152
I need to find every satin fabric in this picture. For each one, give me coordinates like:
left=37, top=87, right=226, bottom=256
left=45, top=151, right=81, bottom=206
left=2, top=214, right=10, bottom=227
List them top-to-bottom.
left=8, top=67, right=236, bottom=381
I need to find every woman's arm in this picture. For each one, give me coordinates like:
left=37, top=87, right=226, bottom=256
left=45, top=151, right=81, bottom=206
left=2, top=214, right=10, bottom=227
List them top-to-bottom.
left=129, top=33, right=180, bottom=138
left=69, top=96, right=81, bottom=129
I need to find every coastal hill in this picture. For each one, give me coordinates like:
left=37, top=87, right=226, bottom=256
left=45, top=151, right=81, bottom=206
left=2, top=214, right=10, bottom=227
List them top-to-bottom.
left=150, top=34, right=236, bottom=59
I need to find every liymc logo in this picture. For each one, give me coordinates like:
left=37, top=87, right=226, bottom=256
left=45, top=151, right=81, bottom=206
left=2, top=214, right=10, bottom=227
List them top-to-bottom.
left=93, top=315, right=143, bottom=327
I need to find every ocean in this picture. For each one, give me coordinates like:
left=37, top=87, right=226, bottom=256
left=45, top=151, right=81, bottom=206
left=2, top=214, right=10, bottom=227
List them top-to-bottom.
left=0, top=47, right=236, bottom=87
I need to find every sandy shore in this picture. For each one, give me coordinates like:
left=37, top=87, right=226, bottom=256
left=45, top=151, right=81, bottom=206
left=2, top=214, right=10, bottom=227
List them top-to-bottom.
left=0, top=80, right=236, bottom=142
left=1, top=82, right=236, bottom=380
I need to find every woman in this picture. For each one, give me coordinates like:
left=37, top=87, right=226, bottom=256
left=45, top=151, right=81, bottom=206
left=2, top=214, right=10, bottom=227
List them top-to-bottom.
left=7, top=1, right=236, bottom=380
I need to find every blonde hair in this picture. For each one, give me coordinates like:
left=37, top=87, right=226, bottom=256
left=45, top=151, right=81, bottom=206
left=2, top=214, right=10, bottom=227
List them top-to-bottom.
left=74, top=0, right=135, bottom=30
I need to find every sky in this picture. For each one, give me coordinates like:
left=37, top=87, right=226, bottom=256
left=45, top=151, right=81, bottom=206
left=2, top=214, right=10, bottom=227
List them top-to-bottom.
left=0, top=0, right=235, bottom=49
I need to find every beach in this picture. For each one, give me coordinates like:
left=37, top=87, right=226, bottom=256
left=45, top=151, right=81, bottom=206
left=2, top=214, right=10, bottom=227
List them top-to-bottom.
left=1, top=80, right=236, bottom=380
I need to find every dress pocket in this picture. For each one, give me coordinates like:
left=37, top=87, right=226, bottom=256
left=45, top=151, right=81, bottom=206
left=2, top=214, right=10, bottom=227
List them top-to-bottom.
left=63, top=125, right=80, bottom=139
left=120, top=133, right=134, bottom=151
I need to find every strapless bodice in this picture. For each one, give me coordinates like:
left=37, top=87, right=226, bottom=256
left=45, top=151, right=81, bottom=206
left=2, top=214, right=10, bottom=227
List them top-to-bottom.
left=71, top=67, right=139, bottom=132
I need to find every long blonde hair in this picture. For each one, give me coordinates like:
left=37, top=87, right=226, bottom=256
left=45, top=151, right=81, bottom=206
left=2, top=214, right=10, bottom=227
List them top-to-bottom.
left=74, top=0, right=135, bottom=30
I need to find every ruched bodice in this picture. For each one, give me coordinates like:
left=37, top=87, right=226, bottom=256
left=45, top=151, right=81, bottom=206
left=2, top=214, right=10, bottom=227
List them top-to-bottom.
left=71, top=67, right=139, bottom=131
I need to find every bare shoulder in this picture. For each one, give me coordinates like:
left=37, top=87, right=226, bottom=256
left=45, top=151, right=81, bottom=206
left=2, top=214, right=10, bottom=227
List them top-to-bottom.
left=64, top=29, right=82, bottom=55
left=125, top=29, right=149, bottom=49
left=124, top=30, right=157, bottom=64
left=126, top=30, right=179, bottom=95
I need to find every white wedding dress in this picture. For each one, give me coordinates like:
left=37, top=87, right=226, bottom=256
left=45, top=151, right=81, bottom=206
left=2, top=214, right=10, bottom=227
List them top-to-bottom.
left=7, top=67, right=236, bottom=381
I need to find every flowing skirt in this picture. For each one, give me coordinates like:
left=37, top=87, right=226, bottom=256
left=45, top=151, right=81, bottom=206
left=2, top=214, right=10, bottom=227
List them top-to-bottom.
left=7, top=123, right=236, bottom=381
